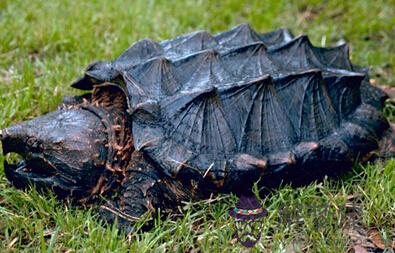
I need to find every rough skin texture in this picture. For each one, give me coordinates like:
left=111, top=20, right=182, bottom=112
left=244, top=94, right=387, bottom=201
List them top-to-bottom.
left=0, top=24, right=392, bottom=229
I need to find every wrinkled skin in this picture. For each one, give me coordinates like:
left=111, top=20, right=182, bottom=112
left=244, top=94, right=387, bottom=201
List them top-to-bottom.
left=1, top=85, right=193, bottom=229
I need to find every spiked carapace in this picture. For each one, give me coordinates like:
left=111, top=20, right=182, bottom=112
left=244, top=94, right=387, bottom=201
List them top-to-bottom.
left=1, top=24, right=393, bottom=229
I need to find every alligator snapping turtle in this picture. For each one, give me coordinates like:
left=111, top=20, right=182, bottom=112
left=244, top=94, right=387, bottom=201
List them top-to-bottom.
left=1, top=24, right=394, bottom=228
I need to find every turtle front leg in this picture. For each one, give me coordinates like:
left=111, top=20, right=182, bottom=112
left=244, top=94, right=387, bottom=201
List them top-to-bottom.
left=99, top=151, right=193, bottom=230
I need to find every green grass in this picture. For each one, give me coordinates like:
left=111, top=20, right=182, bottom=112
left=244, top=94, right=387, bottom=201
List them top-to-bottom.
left=0, top=0, right=394, bottom=252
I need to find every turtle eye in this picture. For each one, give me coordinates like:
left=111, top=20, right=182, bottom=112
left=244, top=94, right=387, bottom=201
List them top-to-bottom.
left=26, top=137, right=43, bottom=152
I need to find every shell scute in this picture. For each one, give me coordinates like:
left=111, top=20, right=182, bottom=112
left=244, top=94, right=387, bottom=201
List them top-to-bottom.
left=73, top=24, right=390, bottom=190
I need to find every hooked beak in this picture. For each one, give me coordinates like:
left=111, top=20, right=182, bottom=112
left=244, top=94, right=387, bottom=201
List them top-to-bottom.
left=1, top=125, right=29, bottom=155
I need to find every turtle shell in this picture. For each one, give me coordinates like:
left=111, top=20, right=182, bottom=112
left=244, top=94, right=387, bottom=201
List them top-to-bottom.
left=72, top=24, right=389, bottom=192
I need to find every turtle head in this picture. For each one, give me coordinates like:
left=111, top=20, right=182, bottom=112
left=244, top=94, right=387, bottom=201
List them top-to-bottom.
left=1, top=84, right=132, bottom=199
left=1, top=108, right=108, bottom=198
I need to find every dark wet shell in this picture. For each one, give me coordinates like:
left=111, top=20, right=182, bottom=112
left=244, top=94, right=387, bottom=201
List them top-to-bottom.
left=72, top=24, right=389, bottom=191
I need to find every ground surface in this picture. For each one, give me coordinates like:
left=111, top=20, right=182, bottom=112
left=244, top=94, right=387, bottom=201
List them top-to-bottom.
left=0, top=0, right=394, bottom=252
